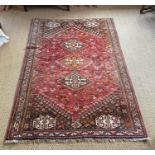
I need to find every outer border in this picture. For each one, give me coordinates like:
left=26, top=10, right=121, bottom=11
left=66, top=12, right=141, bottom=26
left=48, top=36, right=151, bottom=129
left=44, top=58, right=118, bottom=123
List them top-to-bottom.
left=108, top=18, right=147, bottom=137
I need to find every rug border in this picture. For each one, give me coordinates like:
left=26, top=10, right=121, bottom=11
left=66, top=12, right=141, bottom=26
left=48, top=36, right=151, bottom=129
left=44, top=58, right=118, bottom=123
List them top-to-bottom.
left=4, top=18, right=148, bottom=144
left=109, top=18, right=148, bottom=138
left=4, top=19, right=37, bottom=143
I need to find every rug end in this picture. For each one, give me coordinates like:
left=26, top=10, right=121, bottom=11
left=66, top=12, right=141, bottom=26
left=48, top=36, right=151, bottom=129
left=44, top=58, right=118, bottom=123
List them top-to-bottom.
left=3, top=137, right=150, bottom=144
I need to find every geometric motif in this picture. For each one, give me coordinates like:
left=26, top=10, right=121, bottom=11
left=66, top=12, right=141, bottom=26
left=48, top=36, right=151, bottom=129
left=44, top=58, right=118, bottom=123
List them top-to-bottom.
left=84, top=20, right=99, bottom=27
left=45, top=21, right=60, bottom=29
left=62, top=39, right=85, bottom=52
left=57, top=55, right=92, bottom=69
left=64, top=56, right=85, bottom=68
left=60, top=71, right=91, bottom=90
left=95, top=114, right=121, bottom=129
left=33, top=115, right=56, bottom=130
left=71, top=121, right=82, bottom=129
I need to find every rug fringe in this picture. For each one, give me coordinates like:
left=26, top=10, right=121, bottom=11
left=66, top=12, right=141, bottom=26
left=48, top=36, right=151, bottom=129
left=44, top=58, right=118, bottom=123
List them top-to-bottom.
left=4, top=137, right=150, bottom=144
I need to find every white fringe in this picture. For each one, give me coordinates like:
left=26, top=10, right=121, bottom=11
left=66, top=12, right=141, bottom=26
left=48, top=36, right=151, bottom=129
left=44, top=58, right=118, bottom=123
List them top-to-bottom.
left=4, top=137, right=150, bottom=144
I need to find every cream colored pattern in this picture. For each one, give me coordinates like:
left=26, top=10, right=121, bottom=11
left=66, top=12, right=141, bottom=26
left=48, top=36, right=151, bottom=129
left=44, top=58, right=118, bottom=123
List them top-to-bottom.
left=0, top=6, right=155, bottom=149
left=33, top=115, right=56, bottom=130
left=95, top=115, right=121, bottom=129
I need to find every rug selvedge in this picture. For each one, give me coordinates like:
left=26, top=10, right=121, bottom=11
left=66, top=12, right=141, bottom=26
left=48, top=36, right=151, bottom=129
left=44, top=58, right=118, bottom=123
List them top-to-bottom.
left=5, top=18, right=148, bottom=143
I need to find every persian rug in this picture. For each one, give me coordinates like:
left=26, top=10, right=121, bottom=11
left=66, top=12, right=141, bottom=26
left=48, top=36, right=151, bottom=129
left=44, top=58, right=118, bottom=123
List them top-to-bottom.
left=5, top=18, right=148, bottom=143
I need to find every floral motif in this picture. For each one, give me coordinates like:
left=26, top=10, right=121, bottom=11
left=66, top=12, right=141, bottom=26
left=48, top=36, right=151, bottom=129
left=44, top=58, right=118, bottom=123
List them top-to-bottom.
left=95, top=114, right=121, bottom=129
left=33, top=115, right=56, bottom=130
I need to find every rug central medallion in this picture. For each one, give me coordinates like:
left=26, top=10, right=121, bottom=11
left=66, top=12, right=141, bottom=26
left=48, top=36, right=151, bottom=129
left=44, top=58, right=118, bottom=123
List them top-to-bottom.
left=57, top=55, right=92, bottom=69
left=63, top=56, right=85, bottom=68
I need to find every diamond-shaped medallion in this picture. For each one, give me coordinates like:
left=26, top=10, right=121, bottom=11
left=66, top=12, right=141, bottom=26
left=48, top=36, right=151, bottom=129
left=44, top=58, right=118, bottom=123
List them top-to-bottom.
left=62, top=39, right=85, bottom=52
left=56, top=55, right=92, bottom=69
left=63, top=56, right=85, bottom=68
left=60, top=72, right=91, bottom=90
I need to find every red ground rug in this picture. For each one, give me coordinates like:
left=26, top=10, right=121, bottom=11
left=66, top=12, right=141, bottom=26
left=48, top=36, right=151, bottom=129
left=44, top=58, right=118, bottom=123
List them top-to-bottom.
left=5, top=18, right=148, bottom=143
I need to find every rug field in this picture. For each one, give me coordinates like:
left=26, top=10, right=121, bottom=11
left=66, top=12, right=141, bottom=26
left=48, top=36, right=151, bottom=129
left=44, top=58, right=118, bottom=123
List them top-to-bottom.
left=5, top=18, right=148, bottom=143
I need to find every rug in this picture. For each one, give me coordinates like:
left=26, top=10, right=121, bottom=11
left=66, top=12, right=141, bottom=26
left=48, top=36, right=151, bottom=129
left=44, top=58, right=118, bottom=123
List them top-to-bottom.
left=5, top=18, right=148, bottom=143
